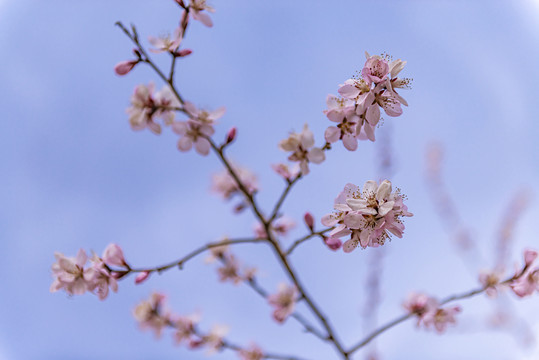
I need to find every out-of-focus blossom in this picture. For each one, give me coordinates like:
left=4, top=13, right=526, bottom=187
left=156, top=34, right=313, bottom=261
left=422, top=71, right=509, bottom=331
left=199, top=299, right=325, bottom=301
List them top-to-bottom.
left=189, top=0, right=215, bottom=27
left=148, top=28, right=182, bottom=53
left=127, top=83, right=180, bottom=134
left=184, top=102, right=225, bottom=126
left=172, top=120, right=214, bottom=155
left=278, top=124, right=325, bottom=175
left=271, top=163, right=300, bottom=181
left=211, top=164, right=258, bottom=200
left=321, top=180, right=412, bottom=252
left=254, top=216, right=295, bottom=239
left=324, top=236, right=342, bottom=251
left=102, top=243, right=127, bottom=268
left=510, top=248, right=539, bottom=298
left=50, top=249, right=92, bottom=296
left=524, top=249, right=538, bottom=267
left=217, top=254, right=243, bottom=285
left=478, top=270, right=503, bottom=297
left=268, top=283, right=298, bottom=323
left=133, top=292, right=170, bottom=338
left=403, top=293, right=439, bottom=321
left=422, top=306, right=461, bottom=334
left=173, top=314, right=198, bottom=345
left=198, top=324, right=229, bottom=353
left=238, top=344, right=264, bottom=360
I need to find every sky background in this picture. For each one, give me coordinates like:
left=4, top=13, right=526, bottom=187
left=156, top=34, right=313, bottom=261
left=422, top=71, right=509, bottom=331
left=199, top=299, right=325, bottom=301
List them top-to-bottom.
left=1, top=0, right=539, bottom=359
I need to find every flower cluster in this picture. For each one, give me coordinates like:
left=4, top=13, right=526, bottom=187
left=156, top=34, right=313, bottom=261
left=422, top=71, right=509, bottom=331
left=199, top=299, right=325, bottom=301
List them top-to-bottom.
left=324, top=52, right=410, bottom=150
left=127, top=83, right=181, bottom=135
left=278, top=124, right=325, bottom=175
left=211, top=164, right=258, bottom=211
left=322, top=180, right=412, bottom=252
left=50, top=244, right=127, bottom=300
left=510, top=249, right=539, bottom=297
left=267, top=283, right=298, bottom=323
left=403, top=293, right=461, bottom=334
left=238, top=344, right=264, bottom=360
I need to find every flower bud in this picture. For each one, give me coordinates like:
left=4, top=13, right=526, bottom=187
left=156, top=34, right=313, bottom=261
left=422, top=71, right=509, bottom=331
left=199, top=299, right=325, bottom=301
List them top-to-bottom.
left=174, top=49, right=192, bottom=57
left=114, top=60, right=138, bottom=76
left=225, top=127, right=237, bottom=144
left=303, top=212, right=314, bottom=230
left=524, top=249, right=538, bottom=267
left=135, top=271, right=151, bottom=284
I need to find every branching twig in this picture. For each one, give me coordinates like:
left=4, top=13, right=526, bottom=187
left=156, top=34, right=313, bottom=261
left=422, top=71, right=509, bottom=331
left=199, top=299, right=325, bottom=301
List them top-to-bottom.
left=286, top=228, right=334, bottom=255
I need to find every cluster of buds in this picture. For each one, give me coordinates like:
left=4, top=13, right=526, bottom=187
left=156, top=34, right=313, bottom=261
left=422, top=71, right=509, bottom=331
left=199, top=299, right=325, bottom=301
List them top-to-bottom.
left=324, top=52, right=410, bottom=150
left=278, top=124, right=325, bottom=175
left=211, top=164, right=258, bottom=211
left=322, top=180, right=413, bottom=252
left=206, top=242, right=257, bottom=285
left=50, top=244, right=128, bottom=300
left=403, top=293, right=461, bottom=334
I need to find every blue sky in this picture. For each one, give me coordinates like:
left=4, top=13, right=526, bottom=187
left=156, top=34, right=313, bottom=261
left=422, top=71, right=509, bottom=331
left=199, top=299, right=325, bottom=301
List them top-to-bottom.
left=1, top=0, right=539, bottom=359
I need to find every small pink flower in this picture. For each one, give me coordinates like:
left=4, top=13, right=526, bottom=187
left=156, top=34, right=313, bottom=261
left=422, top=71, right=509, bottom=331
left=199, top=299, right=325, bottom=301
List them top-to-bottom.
left=189, top=0, right=215, bottom=27
left=148, top=28, right=182, bottom=53
left=362, top=53, right=390, bottom=85
left=114, top=60, right=138, bottom=75
left=184, top=102, right=225, bottom=126
left=172, top=120, right=214, bottom=155
left=278, top=124, right=325, bottom=175
left=271, top=163, right=300, bottom=181
left=211, top=164, right=258, bottom=200
left=273, top=216, right=296, bottom=236
left=102, top=243, right=127, bottom=268
left=50, top=249, right=92, bottom=296
left=524, top=249, right=538, bottom=267
left=217, top=254, right=243, bottom=285
left=85, top=255, right=119, bottom=300
left=510, top=269, right=539, bottom=298
left=478, top=270, right=503, bottom=297
left=268, top=283, right=298, bottom=324
left=133, top=292, right=170, bottom=338
left=403, top=292, right=439, bottom=322
left=422, top=306, right=461, bottom=334
left=173, top=314, right=198, bottom=345
left=201, top=325, right=229, bottom=353
left=239, top=344, right=264, bottom=360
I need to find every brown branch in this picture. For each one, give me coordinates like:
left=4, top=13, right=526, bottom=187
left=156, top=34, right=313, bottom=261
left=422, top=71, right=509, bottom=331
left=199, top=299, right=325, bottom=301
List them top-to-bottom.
left=268, top=175, right=302, bottom=223
left=286, top=228, right=334, bottom=255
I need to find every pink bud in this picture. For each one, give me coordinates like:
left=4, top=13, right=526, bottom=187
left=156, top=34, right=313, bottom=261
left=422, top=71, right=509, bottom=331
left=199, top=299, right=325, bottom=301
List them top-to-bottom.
left=175, top=49, right=192, bottom=57
left=114, top=60, right=138, bottom=76
left=225, top=127, right=237, bottom=144
left=304, top=212, right=314, bottom=230
left=324, top=237, right=342, bottom=251
left=102, top=243, right=127, bottom=267
left=524, top=249, right=538, bottom=266
left=135, top=271, right=151, bottom=284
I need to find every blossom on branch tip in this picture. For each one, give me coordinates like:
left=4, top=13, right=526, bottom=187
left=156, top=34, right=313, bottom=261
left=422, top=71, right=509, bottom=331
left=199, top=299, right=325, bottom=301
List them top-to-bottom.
left=189, top=0, right=215, bottom=27
left=148, top=28, right=182, bottom=53
left=278, top=124, right=325, bottom=175
left=271, top=163, right=300, bottom=181
left=321, top=180, right=412, bottom=252
left=102, top=243, right=127, bottom=268
left=50, top=249, right=92, bottom=296
left=510, top=249, right=539, bottom=298
left=478, top=270, right=503, bottom=297
left=268, top=283, right=298, bottom=323
left=133, top=292, right=170, bottom=338
left=422, top=306, right=461, bottom=334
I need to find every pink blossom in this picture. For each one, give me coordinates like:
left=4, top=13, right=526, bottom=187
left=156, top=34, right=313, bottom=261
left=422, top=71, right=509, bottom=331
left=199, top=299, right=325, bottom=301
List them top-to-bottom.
left=189, top=0, right=215, bottom=27
left=148, top=28, right=182, bottom=53
left=361, top=53, right=390, bottom=85
left=114, top=60, right=138, bottom=76
left=127, top=83, right=180, bottom=134
left=184, top=101, right=225, bottom=126
left=171, top=120, right=214, bottom=155
left=278, top=124, right=325, bottom=175
left=271, top=163, right=300, bottom=181
left=211, top=164, right=258, bottom=200
left=322, top=180, right=412, bottom=252
left=254, top=216, right=295, bottom=239
left=324, top=237, right=342, bottom=251
left=102, top=243, right=127, bottom=268
left=50, top=249, right=92, bottom=296
left=524, top=249, right=538, bottom=266
left=217, top=254, right=243, bottom=285
left=85, top=255, right=119, bottom=300
left=510, top=269, right=539, bottom=298
left=478, top=270, right=503, bottom=297
left=268, top=283, right=298, bottom=323
left=133, top=292, right=170, bottom=338
left=403, top=292, right=439, bottom=323
left=422, top=306, right=461, bottom=334
left=172, top=314, right=198, bottom=345
left=200, top=325, right=229, bottom=353
left=238, top=344, right=264, bottom=360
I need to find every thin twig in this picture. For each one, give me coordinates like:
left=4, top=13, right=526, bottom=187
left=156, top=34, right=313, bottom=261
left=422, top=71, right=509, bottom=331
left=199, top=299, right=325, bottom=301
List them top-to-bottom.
left=268, top=175, right=302, bottom=223
left=286, top=228, right=333, bottom=255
